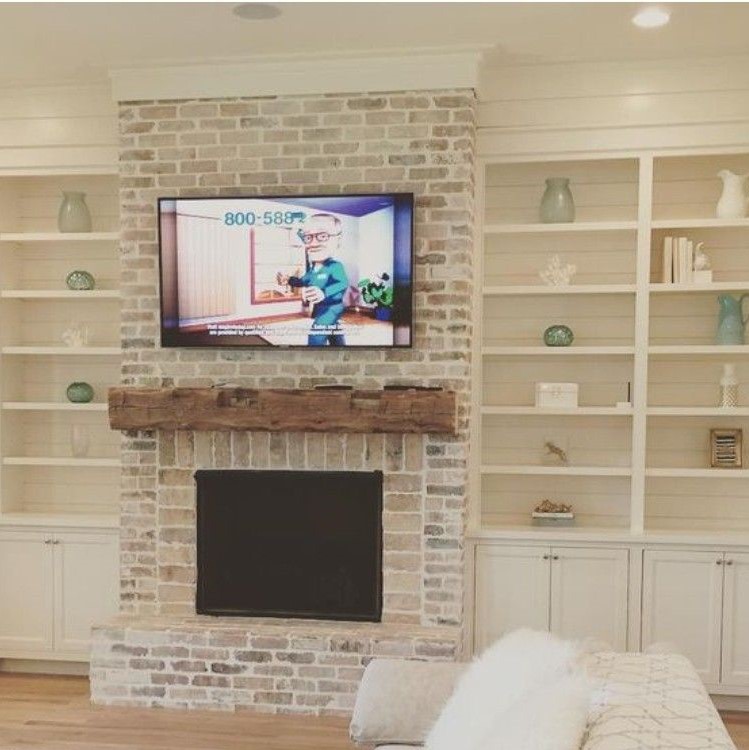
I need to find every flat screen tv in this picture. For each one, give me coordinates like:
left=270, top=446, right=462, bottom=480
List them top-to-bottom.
left=158, top=194, right=413, bottom=348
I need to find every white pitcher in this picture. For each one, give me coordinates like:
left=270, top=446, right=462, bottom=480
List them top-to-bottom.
left=716, top=170, right=749, bottom=219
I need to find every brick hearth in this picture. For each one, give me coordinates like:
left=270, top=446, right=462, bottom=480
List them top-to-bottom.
left=90, top=87, right=476, bottom=713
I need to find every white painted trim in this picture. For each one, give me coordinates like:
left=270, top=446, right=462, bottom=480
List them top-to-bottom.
left=109, top=48, right=485, bottom=102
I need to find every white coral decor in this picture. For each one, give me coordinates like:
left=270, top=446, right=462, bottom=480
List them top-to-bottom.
left=539, top=254, right=577, bottom=286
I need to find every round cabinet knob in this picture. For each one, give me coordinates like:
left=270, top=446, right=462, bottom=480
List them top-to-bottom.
left=543, top=554, right=550, bottom=560
left=552, top=555, right=560, bottom=560
left=717, top=559, right=724, bottom=565
left=726, top=559, right=734, bottom=566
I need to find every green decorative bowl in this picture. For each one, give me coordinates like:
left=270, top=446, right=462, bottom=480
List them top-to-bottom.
left=65, top=270, right=95, bottom=291
left=543, top=324, right=574, bottom=347
left=66, top=382, right=94, bottom=403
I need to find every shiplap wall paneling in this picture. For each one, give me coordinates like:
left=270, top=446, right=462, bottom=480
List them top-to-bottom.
left=478, top=57, right=749, bottom=157
left=0, top=85, right=117, bottom=173
left=652, top=153, right=749, bottom=221
left=484, top=158, right=639, bottom=224
left=650, top=228, right=749, bottom=286
left=485, top=232, right=638, bottom=288
left=483, top=296, right=635, bottom=348
left=482, top=357, right=634, bottom=408
left=649, top=359, right=749, bottom=408
left=482, top=414, right=633, bottom=468
left=481, top=474, right=632, bottom=530
left=646, top=475, right=749, bottom=532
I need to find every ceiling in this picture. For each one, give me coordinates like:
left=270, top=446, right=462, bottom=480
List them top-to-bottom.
left=0, top=2, right=748, bottom=87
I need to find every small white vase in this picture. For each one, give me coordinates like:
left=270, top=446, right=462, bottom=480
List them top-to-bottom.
left=716, top=170, right=749, bottom=219
left=70, top=425, right=90, bottom=458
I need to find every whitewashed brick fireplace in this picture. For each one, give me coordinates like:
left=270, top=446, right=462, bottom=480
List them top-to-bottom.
left=90, top=87, right=476, bottom=713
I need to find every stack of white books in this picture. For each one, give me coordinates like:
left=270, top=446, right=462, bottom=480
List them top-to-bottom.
left=661, top=236, right=712, bottom=284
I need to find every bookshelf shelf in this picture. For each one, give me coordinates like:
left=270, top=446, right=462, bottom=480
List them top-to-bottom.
left=475, top=151, right=749, bottom=538
left=0, top=170, right=120, bottom=526
left=651, top=218, right=749, bottom=230
left=484, top=220, right=638, bottom=235
left=0, top=232, right=119, bottom=243
left=649, top=283, right=749, bottom=294
left=483, top=284, right=636, bottom=296
left=1, top=290, right=121, bottom=299
left=648, top=345, right=749, bottom=357
left=1, top=346, right=120, bottom=356
left=483, top=346, right=634, bottom=357
left=1, top=402, right=108, bottom=412
left=481, top=406, right=633, bottom=416
left=647, top=407, right=749, bottom=417
left=2, top=457, right=120, bottom=468
left=481, top=465, right=631, bottom=477
left=646, top=468, right=749, bottom=479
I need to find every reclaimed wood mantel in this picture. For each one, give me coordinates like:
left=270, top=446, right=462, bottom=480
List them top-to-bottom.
left=108, top=387, right=457, bottom=434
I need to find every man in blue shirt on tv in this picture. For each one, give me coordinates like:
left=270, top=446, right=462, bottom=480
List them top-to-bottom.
left=277, top=213, right=349, bottom=346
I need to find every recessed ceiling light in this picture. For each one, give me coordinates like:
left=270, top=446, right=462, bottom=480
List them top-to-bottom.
left=233, top=3, right=282, bottom=21
left=632, top=6, right=671, bottom=28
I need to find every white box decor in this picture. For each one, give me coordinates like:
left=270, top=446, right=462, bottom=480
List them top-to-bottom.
left=535, top=382, right=579, bottom=408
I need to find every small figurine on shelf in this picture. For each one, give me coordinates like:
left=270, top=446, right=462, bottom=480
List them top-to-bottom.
left=693, top=242, right=713, bottom=283
left=539, top=254, right=577, bottom=286
left=543, top=440, right=569, bottom=465
left=532, top=499, right=575, bottom=526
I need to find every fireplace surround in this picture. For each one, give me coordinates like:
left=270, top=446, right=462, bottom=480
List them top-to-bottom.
left=91, top=86, right=476, bottom=714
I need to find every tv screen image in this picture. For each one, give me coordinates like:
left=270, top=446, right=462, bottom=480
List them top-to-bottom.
left=158, top=194, right=413, bottom=348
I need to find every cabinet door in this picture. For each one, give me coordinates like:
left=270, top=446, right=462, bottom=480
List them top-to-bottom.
left=0, top=530, right=54, bottom=654
left=53, top=532, right=119, bottom=655
left=474, top=545, right=550, bottom=653
left=550, top=547, right=629, bottom=650
left=642, top=549, right=723, bottom=684
left=721, top=552, right=749, bottom=688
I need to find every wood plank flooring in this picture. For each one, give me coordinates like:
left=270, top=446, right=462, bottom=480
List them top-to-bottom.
left=0, top=673, right=746, bottom=749
left=0, top=674, right=353, bottom=749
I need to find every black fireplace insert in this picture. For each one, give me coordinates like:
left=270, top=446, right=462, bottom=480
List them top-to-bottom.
left=196, top=469, right=383, bottom=622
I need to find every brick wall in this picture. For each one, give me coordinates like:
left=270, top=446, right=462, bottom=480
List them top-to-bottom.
left=95, top=88, right=476, bottom=712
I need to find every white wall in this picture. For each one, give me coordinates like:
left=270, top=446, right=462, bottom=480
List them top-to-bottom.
left=478, top=54, right=749, bottom=158
left=0, top=83, right=117, bottom=173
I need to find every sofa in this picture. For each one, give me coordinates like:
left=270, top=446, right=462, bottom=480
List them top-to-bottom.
left=350, top=651, right=737, bottom=749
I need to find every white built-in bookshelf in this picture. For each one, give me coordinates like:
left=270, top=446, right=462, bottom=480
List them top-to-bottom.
left=472, top=150, right=749, bottom=538
left=0, top=169, right=120, bottom=528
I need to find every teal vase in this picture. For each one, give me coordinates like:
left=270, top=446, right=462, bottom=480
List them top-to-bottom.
left=540, top=178, right=575, bottom=223
left=717, top=294, right=749, bottom=345
left=544, top=325, right=574, bottom=347
left=66, top=382, right=94, bottom=403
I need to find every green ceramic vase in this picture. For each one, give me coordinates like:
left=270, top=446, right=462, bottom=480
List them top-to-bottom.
left=65, top=270, right=96, bottom=291
left=544, top=324, right=574, bottom=347
left=66, top=382, right=94, bottom=403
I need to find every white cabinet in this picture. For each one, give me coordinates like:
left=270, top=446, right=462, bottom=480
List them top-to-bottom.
left=0, top=528, right=118, bottom=660
left=0, top=530, right=54, bottom=653
left=53, top=532, right=120, bottom=655
left=474, top=544, right=629, bottom=653
left=475, top=545, right=550, bottom=651
left=550, top=547, right=629, bottom=650
left=642, top=548, right=749, bottom=690
left=642, top=549, right=723, bottom=683
left=720, top=552, right=749, bottom=688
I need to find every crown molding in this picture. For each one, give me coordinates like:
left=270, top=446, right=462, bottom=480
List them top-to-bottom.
left=109, top=47, right=486, bottom=102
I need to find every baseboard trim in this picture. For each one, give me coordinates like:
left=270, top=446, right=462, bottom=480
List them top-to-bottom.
left=0, top=659, right=89, bottom=676
left=712, top=694, right=749, bottom=711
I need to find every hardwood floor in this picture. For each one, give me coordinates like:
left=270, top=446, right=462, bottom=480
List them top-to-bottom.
left=0, top=673, right=747, bottom=749
left=0, top=674, right=353, bottom=749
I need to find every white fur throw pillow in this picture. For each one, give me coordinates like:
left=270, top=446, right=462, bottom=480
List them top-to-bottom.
left=425, top=629, right=591, bottom=750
